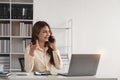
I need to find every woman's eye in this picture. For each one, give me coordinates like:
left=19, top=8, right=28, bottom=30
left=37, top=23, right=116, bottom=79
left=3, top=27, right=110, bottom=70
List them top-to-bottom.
left=43, top=30, right=50, bottom=34
left=43, top=31, right=47, bottom=33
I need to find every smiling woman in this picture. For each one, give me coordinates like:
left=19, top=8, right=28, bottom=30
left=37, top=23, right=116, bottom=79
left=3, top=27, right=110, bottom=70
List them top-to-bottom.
left=24, top=21, right=63, bottom=72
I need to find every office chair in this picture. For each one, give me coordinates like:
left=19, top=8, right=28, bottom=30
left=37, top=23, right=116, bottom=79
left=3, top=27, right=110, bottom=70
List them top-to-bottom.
left=18, top=57, right=25, bottom=72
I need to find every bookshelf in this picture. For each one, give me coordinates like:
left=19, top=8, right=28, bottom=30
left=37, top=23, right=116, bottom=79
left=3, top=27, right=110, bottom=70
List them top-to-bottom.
left=0, top=0, right=33, bottom=72
left=0, top=0, right=72, bottom=73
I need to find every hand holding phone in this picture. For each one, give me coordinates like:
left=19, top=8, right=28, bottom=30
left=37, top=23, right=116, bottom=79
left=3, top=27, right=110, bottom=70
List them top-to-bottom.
left=48, top=36, right=57, bottom=50
left=49, top=36, right=55, bottom=43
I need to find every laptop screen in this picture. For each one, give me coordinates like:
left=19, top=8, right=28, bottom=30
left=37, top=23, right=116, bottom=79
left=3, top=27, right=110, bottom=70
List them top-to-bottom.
left=68, top=54, right=100, bottom=76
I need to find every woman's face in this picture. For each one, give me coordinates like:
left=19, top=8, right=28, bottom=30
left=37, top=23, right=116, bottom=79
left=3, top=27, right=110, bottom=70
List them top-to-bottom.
left=38, top=26, right=51, bottom=42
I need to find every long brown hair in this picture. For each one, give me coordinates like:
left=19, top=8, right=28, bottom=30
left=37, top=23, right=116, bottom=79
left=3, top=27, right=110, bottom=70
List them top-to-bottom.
left=31, top=21, right=55, bottom=65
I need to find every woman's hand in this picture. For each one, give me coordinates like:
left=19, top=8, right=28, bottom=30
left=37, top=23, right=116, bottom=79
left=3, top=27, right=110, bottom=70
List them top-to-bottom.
left=49, top=36, right=57, bottom=50
left=29, top=40, right=40, bottom=56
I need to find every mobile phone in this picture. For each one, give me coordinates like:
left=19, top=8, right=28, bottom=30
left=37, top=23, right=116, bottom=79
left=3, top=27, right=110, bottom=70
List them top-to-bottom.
left=49, top=36, right=55, bottom=43
left=34, top=72, right=51, bottom=76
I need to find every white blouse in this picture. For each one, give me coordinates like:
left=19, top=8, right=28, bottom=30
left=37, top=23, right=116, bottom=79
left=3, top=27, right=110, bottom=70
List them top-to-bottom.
left=24, top=45, right=63, bottom=72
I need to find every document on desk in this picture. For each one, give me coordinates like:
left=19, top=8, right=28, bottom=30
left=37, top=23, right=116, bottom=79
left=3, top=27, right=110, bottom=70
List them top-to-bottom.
left=14, top=72, right=30, bottom=76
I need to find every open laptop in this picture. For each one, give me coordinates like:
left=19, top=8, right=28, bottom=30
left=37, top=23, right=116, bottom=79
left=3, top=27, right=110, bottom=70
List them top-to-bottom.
left=59, top=54, right=100, bottom=76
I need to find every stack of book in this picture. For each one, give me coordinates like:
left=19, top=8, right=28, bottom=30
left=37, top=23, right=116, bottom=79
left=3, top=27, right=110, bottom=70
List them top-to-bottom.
left=0, top=4, right=10, bottom=19
left=12, top=4, right=33, bottom=19
left=0, top=71, right=11, bottom=78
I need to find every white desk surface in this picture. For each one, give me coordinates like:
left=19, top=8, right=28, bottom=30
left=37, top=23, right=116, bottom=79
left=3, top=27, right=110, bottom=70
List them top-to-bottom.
left=0, top=72, right=118, bottom=80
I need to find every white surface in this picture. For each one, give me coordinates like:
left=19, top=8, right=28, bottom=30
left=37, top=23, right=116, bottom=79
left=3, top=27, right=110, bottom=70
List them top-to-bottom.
left=34, top=0, right=120, bottom=79
left=6, top=72, right=117, bottom=80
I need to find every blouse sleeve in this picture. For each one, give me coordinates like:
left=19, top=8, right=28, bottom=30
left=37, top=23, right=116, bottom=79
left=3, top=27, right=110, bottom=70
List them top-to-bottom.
left=24, top=45, right=35, bottom=72
left=52, top=50, right=63, bottom=69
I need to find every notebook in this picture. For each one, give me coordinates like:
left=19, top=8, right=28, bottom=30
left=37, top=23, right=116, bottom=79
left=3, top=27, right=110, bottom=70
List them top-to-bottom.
left=59, top=54, right=100, bottom=76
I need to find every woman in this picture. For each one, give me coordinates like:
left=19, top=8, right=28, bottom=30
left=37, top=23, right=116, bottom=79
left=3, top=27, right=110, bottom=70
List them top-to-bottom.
left=24, top=21, right=63, bottom=72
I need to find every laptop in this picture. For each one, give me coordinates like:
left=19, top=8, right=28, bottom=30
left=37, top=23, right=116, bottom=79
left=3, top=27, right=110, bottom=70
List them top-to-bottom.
left=59, top=54, right=100, bottom=76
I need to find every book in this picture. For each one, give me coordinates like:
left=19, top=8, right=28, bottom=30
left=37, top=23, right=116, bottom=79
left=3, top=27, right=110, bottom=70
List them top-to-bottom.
left=0, top=71, right=11, bottom=77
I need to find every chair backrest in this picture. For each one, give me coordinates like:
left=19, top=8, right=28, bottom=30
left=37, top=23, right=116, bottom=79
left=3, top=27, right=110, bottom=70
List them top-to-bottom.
left=18, top=57, right=25, bottom=72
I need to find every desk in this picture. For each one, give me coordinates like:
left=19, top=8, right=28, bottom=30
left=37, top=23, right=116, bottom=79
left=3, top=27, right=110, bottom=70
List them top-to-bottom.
left=0, top=72, right=118, bottom=80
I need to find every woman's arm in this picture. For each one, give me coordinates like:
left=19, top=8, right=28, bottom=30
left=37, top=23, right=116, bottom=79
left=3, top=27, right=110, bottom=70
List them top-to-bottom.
left=49, top=36, right=63, bottom=69
left=24, top=45, right=35, bottom=72
left=52, top=50, right=63, bottom=69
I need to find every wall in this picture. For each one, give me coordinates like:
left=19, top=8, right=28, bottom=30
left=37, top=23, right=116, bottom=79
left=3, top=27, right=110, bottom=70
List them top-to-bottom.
left=34, top=0, right=120, bottom=78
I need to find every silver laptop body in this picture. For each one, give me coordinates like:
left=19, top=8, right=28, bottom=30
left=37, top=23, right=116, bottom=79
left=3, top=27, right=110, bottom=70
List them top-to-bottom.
left=59, top=54, right=100, bottom=76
